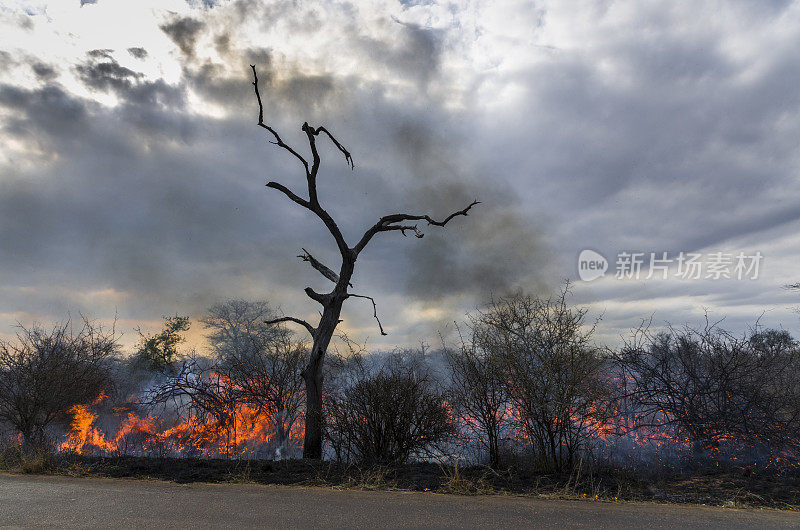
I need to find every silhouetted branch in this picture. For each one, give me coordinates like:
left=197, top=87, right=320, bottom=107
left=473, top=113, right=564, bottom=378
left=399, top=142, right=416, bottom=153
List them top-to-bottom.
left=251, top=65, right=310, bottom=176
left=312, top=125, right=354, bottom=169
left=266, top=182, right=310, bottom=208
left=354, top=200, right=480, bottom=254
left=298, top=248, right=354, bottom=287
left=298, top=248, right=337, bottom=283
left=304, top=287, right=330, bottom=305
left=348, top=294, right=387, bottom=336
left=266, top=316, right=316, bottom=337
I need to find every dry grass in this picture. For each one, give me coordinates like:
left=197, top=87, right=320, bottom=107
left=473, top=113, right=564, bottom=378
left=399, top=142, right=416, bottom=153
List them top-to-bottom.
left=0, top=445, right=54, bottom=474
left=0, top=453, right=797, bottom=510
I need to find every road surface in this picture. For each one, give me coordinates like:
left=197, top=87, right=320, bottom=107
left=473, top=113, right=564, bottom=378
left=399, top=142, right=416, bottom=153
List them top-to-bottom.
left=0, top=473, right=798, bottom=528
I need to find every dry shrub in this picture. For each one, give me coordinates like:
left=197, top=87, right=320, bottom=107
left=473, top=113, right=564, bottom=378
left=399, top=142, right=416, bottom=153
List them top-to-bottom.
left=470, top=285, right=612, bottom=472
left=0, top=319, right=117, bottom=449
left=616, top=321, right=800, bottom=456
left=325, top=354, right=454, bottom=464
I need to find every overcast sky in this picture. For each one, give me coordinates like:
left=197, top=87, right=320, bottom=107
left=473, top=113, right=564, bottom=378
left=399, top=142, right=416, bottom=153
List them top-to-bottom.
left=1, top=0, right=799, bottom=351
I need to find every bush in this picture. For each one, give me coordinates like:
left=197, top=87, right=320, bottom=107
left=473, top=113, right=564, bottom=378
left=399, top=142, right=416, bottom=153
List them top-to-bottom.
left=475, top=286, right=612, bottom=471
left=134, top=315, right=190, bottom=372
left=0, top=319, right=117, bottom=449
left=616, top=322, right=800, bottom=454
left=444, top=331, right=509, bottom=468
left=325, top=355, right=454, bottom=464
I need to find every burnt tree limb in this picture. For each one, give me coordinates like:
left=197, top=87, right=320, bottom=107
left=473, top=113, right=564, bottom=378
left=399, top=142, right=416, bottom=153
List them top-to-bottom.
left=353, top=200, right=480, bottom=255
left=298, top=248, right=352, bottom=287
left=347, top=294, right=388, bottom=336
left=265, top=316, right=316, bottom=338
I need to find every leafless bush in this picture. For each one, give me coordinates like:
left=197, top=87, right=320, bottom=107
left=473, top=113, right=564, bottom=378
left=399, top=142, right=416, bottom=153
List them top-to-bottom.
left=476, top=286, right=612, bottom=472
left=202, top=300, right=305, bottom=448
left=0, top=319, right=117, bottom=449
left=615, top=321, right=800, bottom=454
left=444, top=325, right=509, bottom=468
left=325, top=354, right=455, bottom=464
left=145, top=355, right=242, bottom=457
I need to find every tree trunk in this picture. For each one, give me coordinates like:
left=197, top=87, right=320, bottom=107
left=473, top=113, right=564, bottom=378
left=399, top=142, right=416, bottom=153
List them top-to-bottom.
left=301, top=298, right=345, bottom=459
left=302, top=367, right=324, bottom=459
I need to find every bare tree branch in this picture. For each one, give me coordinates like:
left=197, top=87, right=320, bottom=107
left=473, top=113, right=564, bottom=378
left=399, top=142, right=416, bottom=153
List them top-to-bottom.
left=251, top=65, right=310, bottom=176
left=251, top=67, right=359, bottom=261
left=312, top=125, right=354, bottom=170
left=266, top=181, right=310, bottom=208
left=353, top=200, right=480, bottom=254
left=298, top=248, right=353, bottom=286
left=298, top=248, right=339, bottom=283
left=304, top=287, right=330, bottom=305
left=347, top=294, right=388, bottom=336
left=265, top=316, right=316, bottom=338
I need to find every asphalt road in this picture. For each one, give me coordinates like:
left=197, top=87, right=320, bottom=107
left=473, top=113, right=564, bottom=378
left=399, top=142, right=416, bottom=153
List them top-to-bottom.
left=0, top=473, right=798, bottom=529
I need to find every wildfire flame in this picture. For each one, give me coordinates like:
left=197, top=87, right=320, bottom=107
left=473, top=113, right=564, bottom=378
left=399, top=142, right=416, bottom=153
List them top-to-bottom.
left=59, top=388, right=797, bottom=470
left=59, top=390, right=302, bottom=459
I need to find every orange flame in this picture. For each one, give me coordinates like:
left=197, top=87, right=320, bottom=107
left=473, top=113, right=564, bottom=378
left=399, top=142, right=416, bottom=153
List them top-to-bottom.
left=59, top=389, right=302, bottom=459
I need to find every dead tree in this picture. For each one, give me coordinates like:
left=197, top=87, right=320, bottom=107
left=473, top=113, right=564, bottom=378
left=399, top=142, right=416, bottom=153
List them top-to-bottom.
left=250, top=65, right=479, bottom=459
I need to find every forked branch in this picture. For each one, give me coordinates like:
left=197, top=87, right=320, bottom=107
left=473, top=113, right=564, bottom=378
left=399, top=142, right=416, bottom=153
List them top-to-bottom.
left=252, top=65, right=355, bottom=259
left=309, top=124, right=354, bottom=170
left=354, top=200, right=480, bottom=254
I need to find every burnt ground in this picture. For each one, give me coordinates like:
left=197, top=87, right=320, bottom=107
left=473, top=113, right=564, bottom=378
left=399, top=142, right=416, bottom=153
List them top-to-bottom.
left=1, top=453, right=799, bottom=511
left=2, top=473, right=799, bottom=529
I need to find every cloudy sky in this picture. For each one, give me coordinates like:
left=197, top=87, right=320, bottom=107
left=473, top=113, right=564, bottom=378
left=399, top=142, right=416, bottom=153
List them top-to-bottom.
left=1, top=0, right=799, bottom=351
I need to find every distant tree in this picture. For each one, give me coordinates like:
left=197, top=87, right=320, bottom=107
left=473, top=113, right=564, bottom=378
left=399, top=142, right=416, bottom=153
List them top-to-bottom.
left=249, top=65, right=479, bottom=459
left=477, top=286, right=611, bottom=471
left=201, top=300, right=305, bottom=447
left=202, top=300, right=279, bottom=359
left=135, top=315, right=190, bottom=372
left=0, top=319, right=117, bottom=449
left=616, top=321, right=800, bottom=453
left=444, top=325, right=509, bottom=468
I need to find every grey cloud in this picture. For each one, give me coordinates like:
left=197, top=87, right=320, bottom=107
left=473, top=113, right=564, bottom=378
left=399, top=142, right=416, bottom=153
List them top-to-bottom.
left=2, top=0, right=800, bottom=349
left=16, top=14, right=34, bottom=30
left=159, top=16, right=205, bottom=58
left=353, top=18, right=443, bottom=88
left=479, top=21, right=800, bottom=262
left=213, top=34, right=230, bottom=55
left=127, top=47, right=148, bottom=59
left=87, top=49, right=114, bottom=60
left=183, top=49, right=336, bottom=114
left=0, top=51, right=15, bottom=70
left=76, top=53, right=144, bottom=93
left=182, top=61, right=252, bottom=109
left=31, top=62, right=57, bottom=81
left=0, top=84, right=90, bottom=147
left=404, top=208, right=553, bottom=301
